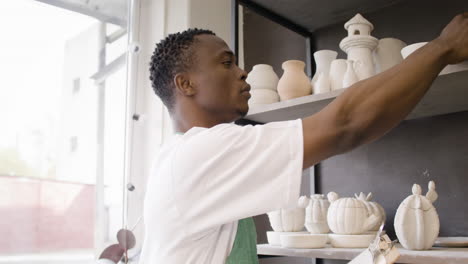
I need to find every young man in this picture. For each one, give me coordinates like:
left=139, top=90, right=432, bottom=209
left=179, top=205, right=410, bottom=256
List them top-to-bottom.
left=139, top=14, right=468, bottom=264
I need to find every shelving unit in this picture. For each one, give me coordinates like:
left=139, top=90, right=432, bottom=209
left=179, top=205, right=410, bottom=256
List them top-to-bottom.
left=234, top=0, right=468, bottom=263
left=245, top=70, right=468, bottom=123
left=257, top=244, right=468, bottom=264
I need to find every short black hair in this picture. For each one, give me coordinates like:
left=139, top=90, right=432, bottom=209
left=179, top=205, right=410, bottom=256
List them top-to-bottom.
left=149, top=28, right=215, bottom=110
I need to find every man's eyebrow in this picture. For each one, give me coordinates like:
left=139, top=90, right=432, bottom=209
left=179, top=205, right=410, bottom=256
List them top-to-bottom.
left=217, top=50, right=235, bottom=59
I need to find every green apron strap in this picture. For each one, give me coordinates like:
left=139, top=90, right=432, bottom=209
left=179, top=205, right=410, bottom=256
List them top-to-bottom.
left=226, top=217, right=259, bottom=264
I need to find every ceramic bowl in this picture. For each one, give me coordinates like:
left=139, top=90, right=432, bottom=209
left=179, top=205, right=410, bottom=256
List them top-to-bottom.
left=400, top=42, right=427, bottom=59
left=401, top=42, right=468, bottom=75
left=267, top=231, right=308, bottom=246
left=328, top=232, right=376, bottom=248
left=280, top=233, right=328, bottom=248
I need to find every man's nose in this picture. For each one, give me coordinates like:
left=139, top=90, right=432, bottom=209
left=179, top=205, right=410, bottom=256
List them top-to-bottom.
left=240, top=68, right=248, bottom=81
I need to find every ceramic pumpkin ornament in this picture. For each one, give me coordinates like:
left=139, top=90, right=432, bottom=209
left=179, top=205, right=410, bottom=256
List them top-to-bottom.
left=394, top=181, right=439, bottom=250
left=327, top=192, right=379, bottom=235
left=354, top=192, right=386, bottom=231
left=304, top=194, right=330, bottom=234
left=267, top=196, right=309, bottom=232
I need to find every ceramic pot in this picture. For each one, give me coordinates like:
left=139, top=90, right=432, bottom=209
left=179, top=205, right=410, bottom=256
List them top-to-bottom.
left=374, top=38, right=406, bottom=73
left=401, top=42, right=468, bottom=75
left=311, top=50, right=338, bottom=87
left=329, top=59, right=348, bottom=91
left=277, top=60, right=312, bottom=100
left=342, top=60, right=359, bottom=88
left=246, top=64, right=279, bottom=91
left=314, top=72, right=331, bottom=94
left=248, top=89, right=279, bottom=106
left=394, top=181, right=439, bottom=250
left=327, top=192, right=379, bottom=235
left=354, top=192, right=386, bottom=231
left=304, top=194, right=330, bottom=234
left=267, top=196, right=309, bottom=232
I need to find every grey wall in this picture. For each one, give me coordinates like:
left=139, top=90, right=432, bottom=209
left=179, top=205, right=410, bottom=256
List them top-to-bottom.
left=243, top=0, right=468, bottom=264
left=243, top=7, right=308, bottom=77
left=318, top=111, right=468, bottom=243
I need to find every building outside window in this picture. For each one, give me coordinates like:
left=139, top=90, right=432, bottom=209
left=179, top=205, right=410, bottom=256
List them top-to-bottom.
left=0, top=0, right=132, bottom=263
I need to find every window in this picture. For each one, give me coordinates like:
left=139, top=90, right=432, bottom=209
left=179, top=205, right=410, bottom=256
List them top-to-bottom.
left=0, top=0, right=130, bottom=263
left=73, top=78, right=81, bottom=94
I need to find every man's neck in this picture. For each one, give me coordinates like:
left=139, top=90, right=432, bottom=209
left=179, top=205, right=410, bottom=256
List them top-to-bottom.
left=171, top=104, right=237, bottom=133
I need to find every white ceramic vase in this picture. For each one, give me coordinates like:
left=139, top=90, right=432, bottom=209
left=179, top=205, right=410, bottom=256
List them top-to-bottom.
left=374, top=38, right=407, bottom=73
left=311, top=50, right=338, bottom=93
left=329, top=59, right=348, bottom=91
left=277, top=60, right=312, bottom=101
left=342, top=60, right=359, bottom=88
left=246, top=64, right=279, bottom=91
left=314, top=72, right=331, bottom=94
left=248, top=89, right=279, bottom=106
left=394, top=181, right=439, bottom=250
left=327, top=192, right=379, bottom=235
left=354, top=192, right=386, bottom=231
left=304, top=194, right=330, bottom=234
left=267, top=196, right=309, bottom=232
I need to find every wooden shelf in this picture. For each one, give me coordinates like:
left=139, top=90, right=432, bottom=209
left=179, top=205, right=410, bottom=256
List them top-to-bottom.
left=245, top=70, right=468, bottom=123
left=257, top=244, right=468, bottom=264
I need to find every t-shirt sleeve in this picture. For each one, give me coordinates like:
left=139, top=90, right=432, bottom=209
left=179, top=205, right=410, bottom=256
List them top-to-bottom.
left=171, top=119, right=304, bottom=235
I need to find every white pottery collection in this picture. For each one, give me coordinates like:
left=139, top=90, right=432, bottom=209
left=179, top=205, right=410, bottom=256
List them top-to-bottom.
left=249, top=13, right=465, bottom=104
left=339, top=13, right=378, bottom=80
left=260, top=15, right=450, bottom=247
left=374, top=38, right=407, bottom=73
left=311, top=50, right=337, bottom=94
left=329, top=59, right=348, bottom=91
left=277, top=60, right=312, bottom=101
left=342, top=60, right=359, bottom=88
left=246, top=64, right=280, bottom=106
left=246, top=64, right=279, bottom=91
left=248, top=89, right=279, bottom=106
left=265, top=181, right=443, bottom=252
left=394, top=181, right=440, bottom=250
left=327, top=192, right=379, bottom=235
left=354, top=192, right=386, bottom=231
left=304, top=194, right=330, bottom=234
left=267, top=196, right=308, bottom=232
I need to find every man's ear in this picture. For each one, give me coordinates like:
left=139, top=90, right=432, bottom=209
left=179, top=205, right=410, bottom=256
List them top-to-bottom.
left=174, top=73, right=196, bottom=96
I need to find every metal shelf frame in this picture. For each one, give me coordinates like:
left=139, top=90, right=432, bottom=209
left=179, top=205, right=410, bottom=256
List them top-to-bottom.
left=231, top=0, right=317, bottom=77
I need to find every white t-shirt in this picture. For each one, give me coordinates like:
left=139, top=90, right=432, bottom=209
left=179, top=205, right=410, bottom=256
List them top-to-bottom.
left=139, top=119, right=304, bottom=264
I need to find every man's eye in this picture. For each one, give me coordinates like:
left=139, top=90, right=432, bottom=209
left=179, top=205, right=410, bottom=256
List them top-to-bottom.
left=223, top=61, right=232, bottom=66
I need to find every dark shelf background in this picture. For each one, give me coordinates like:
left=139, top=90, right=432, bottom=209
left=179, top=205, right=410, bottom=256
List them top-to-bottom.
left=241, top=0, right=468, bottom=263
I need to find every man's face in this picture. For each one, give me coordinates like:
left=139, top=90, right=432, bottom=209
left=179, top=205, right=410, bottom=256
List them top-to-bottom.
left=188, top=34, right=250, bottom=121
